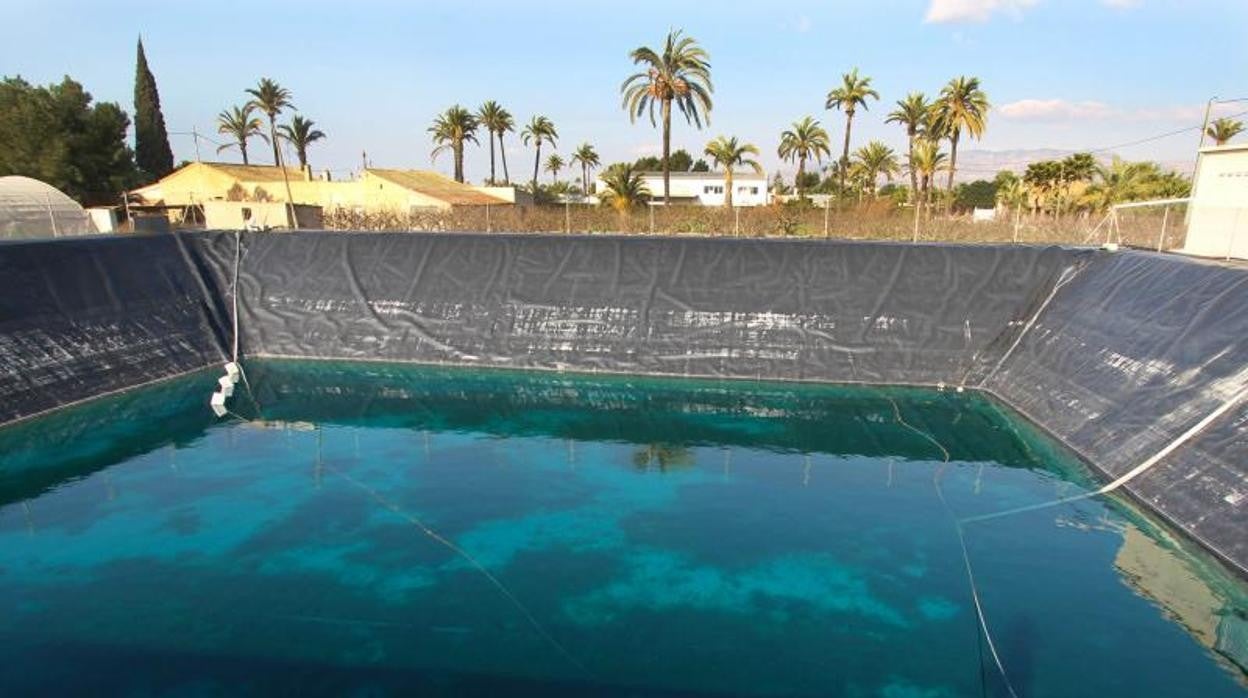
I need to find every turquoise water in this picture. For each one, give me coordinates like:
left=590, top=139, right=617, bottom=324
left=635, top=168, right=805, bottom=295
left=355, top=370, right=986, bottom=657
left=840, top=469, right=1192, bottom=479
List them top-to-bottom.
left=0, top=360, right=1245, bottom=697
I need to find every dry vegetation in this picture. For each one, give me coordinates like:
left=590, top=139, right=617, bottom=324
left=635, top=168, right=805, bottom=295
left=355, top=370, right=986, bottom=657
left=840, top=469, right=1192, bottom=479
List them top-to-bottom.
left=321, top=203, right=1188, bottom=251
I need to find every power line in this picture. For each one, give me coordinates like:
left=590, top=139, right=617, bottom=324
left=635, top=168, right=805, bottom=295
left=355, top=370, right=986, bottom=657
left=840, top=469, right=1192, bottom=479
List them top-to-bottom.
left=1089, top=108, right=1248, bottom=155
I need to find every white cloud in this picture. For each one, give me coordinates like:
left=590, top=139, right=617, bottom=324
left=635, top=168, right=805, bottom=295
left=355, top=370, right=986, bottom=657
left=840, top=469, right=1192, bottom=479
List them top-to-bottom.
left=924, top=0, right=1039, bottom=23
left=924, top=0, right=1138, bottom=23
left=796, top=15, right=813, bottom=33
left=999, top=98, right=1220, bottom=123
left=998, top=99, right=1116, bottom=120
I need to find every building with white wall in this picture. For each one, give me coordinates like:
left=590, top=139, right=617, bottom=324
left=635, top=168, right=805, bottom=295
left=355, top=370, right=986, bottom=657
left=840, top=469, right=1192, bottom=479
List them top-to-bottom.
left=1184, top=144, right=1248, bottom=260
left=596, top=171, right=769, bottom=207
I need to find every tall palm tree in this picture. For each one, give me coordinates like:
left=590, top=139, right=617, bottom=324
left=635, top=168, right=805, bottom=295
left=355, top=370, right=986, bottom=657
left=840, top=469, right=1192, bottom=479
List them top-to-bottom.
left=621, top=29, right=713, bottom=205
left=825, top=68, right=879, bottom=192
left=933, top=76, right=990, bottom=192
left=245, top=78, right=295, bottom=166
left=885, top=92, right=931, bottom=197
left=478, top=101, right=510, bottom=184
left=215, top=104, right=267, bottom=165
left=428, top=105, right=479, bottom=183
left=496, top=109, right=516, bottom=184
left=277, top=115, right=326, bottom=170
left=520, top=115, right=558, bottom=192
left=777, top=117, right=832, bottom=199
left=1207, top=117, right=1245, bottom=146
left=703, top=135, right=761, bottom=207
left=852, top=141, right=900, bottom=197
left=570, top=143, right=601, bottom=196
left=545, top=153, right=564, bottom=183
left=598, top=163, right=651, bottom=214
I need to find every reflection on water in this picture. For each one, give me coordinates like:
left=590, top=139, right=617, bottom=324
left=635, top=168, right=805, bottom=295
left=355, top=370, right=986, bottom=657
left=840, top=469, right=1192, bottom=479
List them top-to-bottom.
left=0, top=358, right=1244, bottom=696
left=1115, top=521, right=1248, bottom=679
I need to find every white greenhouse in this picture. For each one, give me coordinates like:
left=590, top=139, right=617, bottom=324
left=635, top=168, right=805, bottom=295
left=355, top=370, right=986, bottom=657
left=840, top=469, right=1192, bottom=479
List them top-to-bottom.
left=0, top=176, right=96, bottom=239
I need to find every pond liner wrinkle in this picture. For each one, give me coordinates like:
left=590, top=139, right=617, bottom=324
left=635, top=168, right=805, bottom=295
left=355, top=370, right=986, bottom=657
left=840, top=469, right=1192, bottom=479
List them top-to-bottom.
left=0, top=230, right=1245, bottom=579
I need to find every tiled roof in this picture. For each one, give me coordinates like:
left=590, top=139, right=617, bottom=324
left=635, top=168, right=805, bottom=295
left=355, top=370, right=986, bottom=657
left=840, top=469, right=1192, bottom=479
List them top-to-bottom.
left=198, top=162, right=306, bottom=183
left=367, top=169, right=507, bottom=205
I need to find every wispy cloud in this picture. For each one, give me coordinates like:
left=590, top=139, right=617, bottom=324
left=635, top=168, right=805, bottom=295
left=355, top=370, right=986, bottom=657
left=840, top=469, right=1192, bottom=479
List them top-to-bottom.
left=924, top=0, right=1039, bottom=24
left=924, top=0, right=1139, bottom=24
left=998, top=98, right=1218, bottom=123
left=998, top=99, right=1116, bottom=120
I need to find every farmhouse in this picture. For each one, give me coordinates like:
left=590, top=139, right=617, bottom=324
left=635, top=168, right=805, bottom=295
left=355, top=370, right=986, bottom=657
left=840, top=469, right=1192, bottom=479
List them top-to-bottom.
left=129, top=162, right=510, bottom=223
left=597, top=171, right=770, bottom=207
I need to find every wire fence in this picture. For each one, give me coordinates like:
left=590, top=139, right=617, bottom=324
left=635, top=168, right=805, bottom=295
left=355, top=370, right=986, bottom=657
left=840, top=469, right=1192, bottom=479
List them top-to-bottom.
left=319, top=204, right=1190, bottom=250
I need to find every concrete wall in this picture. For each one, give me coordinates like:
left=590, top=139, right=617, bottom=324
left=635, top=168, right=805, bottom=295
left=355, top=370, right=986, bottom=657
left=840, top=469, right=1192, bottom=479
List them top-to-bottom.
left=1185, top=144, right=1248, bottom=260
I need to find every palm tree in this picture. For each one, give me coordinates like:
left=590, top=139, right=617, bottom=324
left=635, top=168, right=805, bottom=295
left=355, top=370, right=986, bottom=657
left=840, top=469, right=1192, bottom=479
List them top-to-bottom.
left=621, top=29, right=714, bottom=205
left=825, top=68, right=879, bottom=192
left=933, top=76, right=990, bottom=193
left=245, top=78, right=295, bottom=166
left=886, top=92, right=931, bottom=198
left=478, top=101, right=510, bottom=184
left=215, top=104, right=267, bottom=165
left=428, top=105, right=480, bottom=183
left=496, top=109, right=516, bottom=184
left=277, top=115, right=326, bottom=170
left=520, top=115, right=558, bottom=192
left=777, top=117, right=832, bottom=199
left=1207, top=117, right=1245, bottom=146
left=703, top=135, right=761, bottom=207
left=909, top=139, right=948, bottom=208
left=852, top=141, right=900, bottom=197
left=570, top=143, right=601, bottom=196
left=545, top=153, right=564, bottom=183
left=1088, top=157, right=1150, bottom=210
left=598, top=163, right=651, bottom=214
left=997, top=178, right=1029, bottom=217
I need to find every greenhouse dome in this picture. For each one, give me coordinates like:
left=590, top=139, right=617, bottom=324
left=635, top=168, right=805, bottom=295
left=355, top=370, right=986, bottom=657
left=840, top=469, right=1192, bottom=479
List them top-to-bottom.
left=0, top=176, right=95, bottom=239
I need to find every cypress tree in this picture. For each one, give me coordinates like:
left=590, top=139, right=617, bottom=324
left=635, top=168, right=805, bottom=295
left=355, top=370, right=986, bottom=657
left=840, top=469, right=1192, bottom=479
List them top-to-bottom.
left=134, top=38, right=174, bottom=180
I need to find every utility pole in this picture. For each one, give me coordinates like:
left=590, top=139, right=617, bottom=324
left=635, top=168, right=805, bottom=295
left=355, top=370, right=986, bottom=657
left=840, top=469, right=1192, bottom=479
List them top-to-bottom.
left=191, top=126, right=202, bottom=162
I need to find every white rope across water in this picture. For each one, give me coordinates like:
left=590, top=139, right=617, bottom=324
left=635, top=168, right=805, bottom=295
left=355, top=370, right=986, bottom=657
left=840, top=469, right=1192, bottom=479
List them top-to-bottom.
left=962, top=385, right=1248, bottom=526
left=887, top=397, right=1021, bottom=698
left=319, top=452, right=595, bottom=680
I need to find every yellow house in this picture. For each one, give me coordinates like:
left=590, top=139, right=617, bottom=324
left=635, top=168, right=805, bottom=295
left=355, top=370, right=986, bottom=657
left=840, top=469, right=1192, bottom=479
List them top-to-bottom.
left=130, top=162, right=510, bottom=214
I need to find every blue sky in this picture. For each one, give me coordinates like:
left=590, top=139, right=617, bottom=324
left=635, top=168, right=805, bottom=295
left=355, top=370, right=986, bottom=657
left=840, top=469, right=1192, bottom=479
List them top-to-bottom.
left=4, top=0, right=1246, bottom=181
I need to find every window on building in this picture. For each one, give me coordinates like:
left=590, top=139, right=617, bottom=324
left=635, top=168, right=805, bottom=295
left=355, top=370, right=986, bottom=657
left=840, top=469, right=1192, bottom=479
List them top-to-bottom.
left=703, top=185, right=724, bottom=194
left=737, top=186, right=760, bottom=195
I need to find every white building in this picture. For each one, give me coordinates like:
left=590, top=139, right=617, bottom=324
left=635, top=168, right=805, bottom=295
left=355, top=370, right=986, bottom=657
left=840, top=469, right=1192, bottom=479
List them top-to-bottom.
left=1184, top=144, right=1248, bottom=260
left=596, top=171, right=770, bottom=207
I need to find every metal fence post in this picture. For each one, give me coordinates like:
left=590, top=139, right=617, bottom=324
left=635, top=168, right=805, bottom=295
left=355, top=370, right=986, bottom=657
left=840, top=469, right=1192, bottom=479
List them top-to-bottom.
left=823, top=200, right=830, bottom=238
left=565, top=201, right=571, bottom=234
left=912, top=202, right=921, bottom=243
left=486, top=204, right=491, bottom=233
left=649, top=204, right=654, bottom=235
left=1157, top=205, right=1169, bottom=252
left=734, top=206, right=740, bottom=237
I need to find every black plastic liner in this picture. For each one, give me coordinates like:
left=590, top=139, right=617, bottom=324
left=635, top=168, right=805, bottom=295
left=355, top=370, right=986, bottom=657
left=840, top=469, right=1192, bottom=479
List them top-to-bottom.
left=0, top=231, right=1244, bottom=577
left=190, top=231, right=1087, bottom=387
left=0, top=234, right=228, bottom=425
left=983, top=251, right=1248, bottom=573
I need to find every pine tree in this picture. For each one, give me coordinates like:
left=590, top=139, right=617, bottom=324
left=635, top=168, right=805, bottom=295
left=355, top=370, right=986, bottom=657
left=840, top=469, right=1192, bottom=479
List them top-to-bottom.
left=134, top=38, right=174, bottom=180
